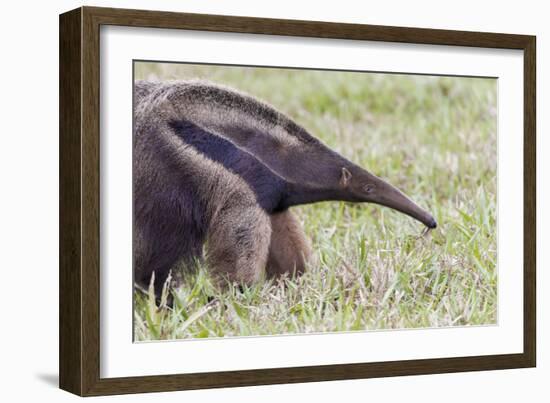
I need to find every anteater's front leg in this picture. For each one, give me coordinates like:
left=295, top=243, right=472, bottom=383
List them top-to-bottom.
left=206, top=197, right=271, bottom=286
left=266, top=210, right=313, bottom=278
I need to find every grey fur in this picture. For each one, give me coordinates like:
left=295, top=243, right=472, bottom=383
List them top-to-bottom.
left=134, top=80, right=313, bottom=296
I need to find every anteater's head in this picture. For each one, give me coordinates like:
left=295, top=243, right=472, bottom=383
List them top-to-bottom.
left=338, top=166, right=437, bottom=229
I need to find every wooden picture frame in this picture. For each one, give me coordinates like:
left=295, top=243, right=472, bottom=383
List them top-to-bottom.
left=59, top=6, right=536, bottom=396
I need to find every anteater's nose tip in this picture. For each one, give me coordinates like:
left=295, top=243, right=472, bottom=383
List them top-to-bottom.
left=427, top=218, right=437, bottom=229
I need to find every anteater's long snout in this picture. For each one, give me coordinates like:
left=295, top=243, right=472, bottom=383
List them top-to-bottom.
left=372, top=176, right=437, bottom=229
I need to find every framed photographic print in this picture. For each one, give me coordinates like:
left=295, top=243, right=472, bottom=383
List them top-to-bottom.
left=59, top=6, right=536, bottom=396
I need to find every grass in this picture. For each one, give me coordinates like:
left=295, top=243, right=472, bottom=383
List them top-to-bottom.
left=133, top=62, right=497, bottom=341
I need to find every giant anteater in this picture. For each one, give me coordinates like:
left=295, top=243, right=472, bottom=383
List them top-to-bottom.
left=133, top=80, right=436, bottom=298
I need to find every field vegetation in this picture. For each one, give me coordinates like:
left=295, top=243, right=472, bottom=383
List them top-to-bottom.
left=133, top=62, right=497, bottom=341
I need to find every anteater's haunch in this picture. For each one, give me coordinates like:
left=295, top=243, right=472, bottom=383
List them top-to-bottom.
left=133, top=80, right=436, bottom=297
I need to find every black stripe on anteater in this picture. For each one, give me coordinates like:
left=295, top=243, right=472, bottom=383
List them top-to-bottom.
left=169, top=119, right=289, bottom=213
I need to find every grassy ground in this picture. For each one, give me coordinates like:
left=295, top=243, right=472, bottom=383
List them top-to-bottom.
left=133, top=62, right=497, bottom=341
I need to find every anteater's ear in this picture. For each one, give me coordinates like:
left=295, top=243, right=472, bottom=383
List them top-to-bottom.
left=340, top=167, right=352, bottom=187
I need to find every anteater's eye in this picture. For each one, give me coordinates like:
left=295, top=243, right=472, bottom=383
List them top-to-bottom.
left=365, top=184, right=375, bottom=193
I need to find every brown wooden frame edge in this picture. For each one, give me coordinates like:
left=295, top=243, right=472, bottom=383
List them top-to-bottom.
left=59, top=5, right=536, bottom=396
